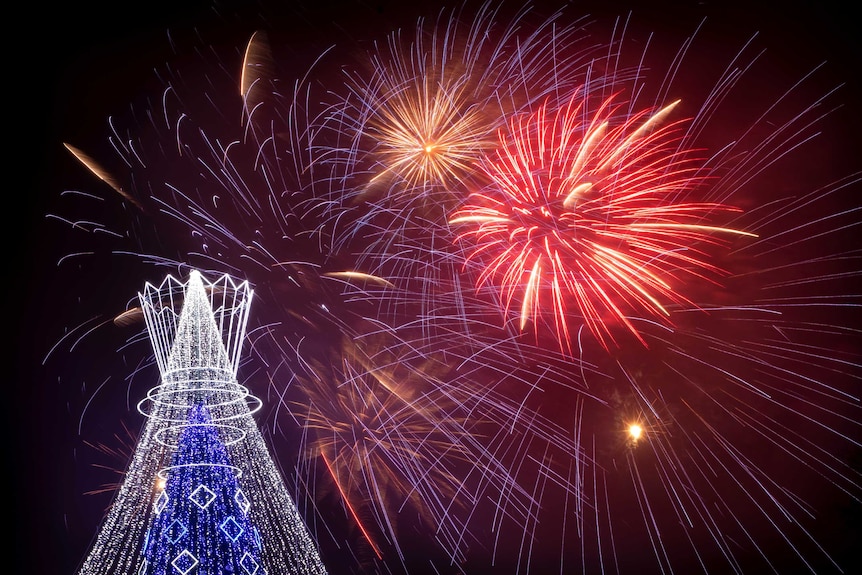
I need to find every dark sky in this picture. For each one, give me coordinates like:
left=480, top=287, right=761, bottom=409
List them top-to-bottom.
left=15, top=1, right=861, bottom=574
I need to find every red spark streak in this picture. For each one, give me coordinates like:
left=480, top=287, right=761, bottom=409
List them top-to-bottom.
left=321, top=450, right=384, bottom=560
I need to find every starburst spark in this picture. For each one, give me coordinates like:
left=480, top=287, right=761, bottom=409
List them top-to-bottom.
left=329, top=2, right=605, bottom=206
left=355, top=59, right=492, bottom=196
left=450, top=91, right=757, bottom=353
left=300, top=350, right=468, bottom=559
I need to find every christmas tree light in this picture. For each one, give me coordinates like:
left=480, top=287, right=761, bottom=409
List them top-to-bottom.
left=78, top=271, right=327, bottom=575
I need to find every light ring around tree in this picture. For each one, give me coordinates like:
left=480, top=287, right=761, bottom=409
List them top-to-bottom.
left=161, top=368, right=236, bottom=383
left=139, top=382, right=250, bottom=409
left=137, top=384, right=263, bottom=422
left=157, top=462, right=243, bottom=481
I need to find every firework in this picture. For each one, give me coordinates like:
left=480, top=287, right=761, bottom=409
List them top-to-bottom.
left=47, top=2, right=861, bottom=575
left=449, top=90, right=756, bottom=353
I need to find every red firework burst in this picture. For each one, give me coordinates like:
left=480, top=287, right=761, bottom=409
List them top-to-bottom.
left=449, top=90, right=757, bottom=352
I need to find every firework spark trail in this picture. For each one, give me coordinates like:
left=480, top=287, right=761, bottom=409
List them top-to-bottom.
left=50, top=2, right=862, bottom=574
left=291, top=336, right=484, bottom=557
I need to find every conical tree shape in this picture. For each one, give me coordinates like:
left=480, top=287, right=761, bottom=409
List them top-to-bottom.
left=77, top=271, right=328, bottom=575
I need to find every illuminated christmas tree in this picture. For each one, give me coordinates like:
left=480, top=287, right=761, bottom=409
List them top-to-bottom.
left=78, top=270, right=327, bottom=575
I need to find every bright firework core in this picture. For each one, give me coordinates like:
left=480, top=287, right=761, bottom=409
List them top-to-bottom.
left=451, top=91, right=756, bottom=352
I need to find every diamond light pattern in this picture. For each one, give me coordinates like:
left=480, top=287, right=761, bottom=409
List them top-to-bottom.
left=189, top=484, right=217, bottom=510
left=235, top=489, right=251, bottom=514
left=221, top=516, right=245, bottom=542
left=171, top=550, right=199, bottom=575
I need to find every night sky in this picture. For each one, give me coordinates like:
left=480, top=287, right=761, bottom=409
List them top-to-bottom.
left=16, top=1, right=862, bottom=574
